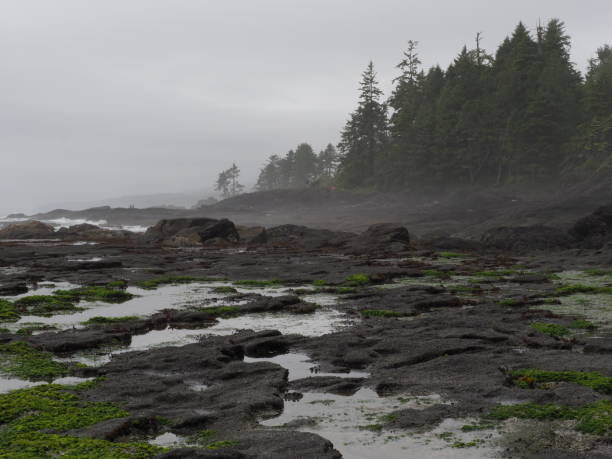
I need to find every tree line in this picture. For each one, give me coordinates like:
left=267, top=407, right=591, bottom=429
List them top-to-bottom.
left=228, top=19, right=611, bottom=198
left=337, top=19, right=612, bottom=190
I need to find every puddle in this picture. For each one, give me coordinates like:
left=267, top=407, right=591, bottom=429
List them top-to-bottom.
left=67, top=257, right=104, bottom=262
left=535, top=270, right=611, bottom=325
left=2, top=282, right=80, bottom=301
left=205, top=307, right=352, bottom=337
left=244, top=353, right=369, bottom=381
left=0, top=375, right=94, bottom=394
left=261, top=390, right=498, bottom=458
left=150, top=432, right=183, bottom=447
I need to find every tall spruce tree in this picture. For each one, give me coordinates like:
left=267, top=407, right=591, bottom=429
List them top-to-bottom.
left=383, top=41, right=424, bottom=188
left=337, top=61, right=388, bottom=188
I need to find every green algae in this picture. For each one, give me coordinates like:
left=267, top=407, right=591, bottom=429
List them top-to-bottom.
left=344, top=274, right=371, bottom=286
left=312, top=279, right=326, bottom=286
left=554, top=283, right=612, bottom=295
left=53, top=286, right=134, bottom=303
left=211, top=286, right=238, bottom=294
left=13, top=295, right=80, bottom=316
left=0, top=299, right=20, bottom=322
left=82, top=316, right=140, bottom=326
left=569, top=319, right=597, bottom=330
left=530, top=322, right=570, bottom=337
left=0, top=342, right=70, bottom=380
left=510, top=369, right=612, bottom=394
left=0, top=384, right=164, bottom=459
left=486, top=400, right=612, bottom=436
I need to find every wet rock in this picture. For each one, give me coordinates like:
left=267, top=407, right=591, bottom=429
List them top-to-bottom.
left=571, top=204, right=612, bottom=248
left=144, top=218, right=239, bottom=247
left=0, top=220, right=55, bottom=239
left=56, top=223, right=134, bottom=242
left=346, top=223, right=410, bottom=254
left=259, top=224, right=353, bottom=250
left=236, top=225, right=267, bottom=244
left=481, top=225, right=573, bottom=251
left=420, top=235, right=482, bottom=252
left=0, top=281, right=28, bottom=295
left=28, top=328, right=133, bottom=353
left=289, top=376, right=364, bottom=395
left=387, top=404, right=457, bottom=430
left=227, top=430, right=341, bottom=459
left=158, top=449, right=246, bottom=459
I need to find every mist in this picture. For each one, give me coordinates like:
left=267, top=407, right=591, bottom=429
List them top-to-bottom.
left=1, top=0, right=610, bottom=215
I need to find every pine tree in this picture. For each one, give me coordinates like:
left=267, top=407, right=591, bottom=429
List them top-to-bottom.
left=383, top=41, right=424, bottom=188
left=337, top=61, right=388, bottom=188
left=292, top=143, right=318, bottom=186
left=317, top=144, right=339, bottom=179
left=216, top=164, right=243, bottom=198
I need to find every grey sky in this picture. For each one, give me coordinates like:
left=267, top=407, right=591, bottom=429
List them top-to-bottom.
left=1, top=0, right=609, bottom=215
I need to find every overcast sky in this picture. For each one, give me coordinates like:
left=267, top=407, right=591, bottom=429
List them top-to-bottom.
left=1, top=0, right=609, bottom=214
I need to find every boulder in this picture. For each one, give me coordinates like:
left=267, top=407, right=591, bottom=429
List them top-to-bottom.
left=571, top=204, right=612, bottom=248
left=144, top=218, right=240, bottom=247
left=0, top=221, right=55, bottom=239
left=346, top=223, right=410, bottom=254
left=56, top=224, right=134, bottom=241
left=236, top=225, right=267, bottom=244
left=260, top=225, right=353, bottom=250
left=481, top=225, right=572, bottom=251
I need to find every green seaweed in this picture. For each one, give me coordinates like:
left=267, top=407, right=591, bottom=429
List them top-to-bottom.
left=423, top=269, right=452, bottom=279
left=584, top=269, right=612, bottom=277
left=344, top=274, right=371, bottom=286
left=312, top=279, right=326, bottom=286
left=554, top=284, right=612, bottom=295
left=53, top=286, right=134, bottom=303
left=211, top=286, right=238, bottom=294
left=335, top=287, right=357, bottom=294
left=13, top=295, right=80, bottom=316
left=0, top=299, right=20, bottom=322
left=82, top=316, right=140, bottom=326
left=569, top=319, right=597, bottom=330
left=530, top=322, right=570, bottom=337
left=0, top=342, right=70, bottom=380
left=510, top=369, right=612, bottom=394
left=0, top=384, right=163, bottom=458
left=486, top=400, right=612, bottom=436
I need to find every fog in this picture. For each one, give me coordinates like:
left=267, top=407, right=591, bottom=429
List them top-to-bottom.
left=1, top=0, right=609, bottom=215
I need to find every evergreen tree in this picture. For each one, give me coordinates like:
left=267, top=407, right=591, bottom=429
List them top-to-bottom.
left=383, top=41, right=424, bottom=188
left=337, top=61, right=388, bottom=188
left=292, top=143, right=318, bottom=186
left=317, top=144, right=339, bottom=179
left=216, top=164, right=244, bottom=198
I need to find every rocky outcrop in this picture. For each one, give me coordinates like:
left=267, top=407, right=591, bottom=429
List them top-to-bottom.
left=571, top=204, right=612, bottom=248
left=143, top=218, right=240, bottom=247
left=0, top=221, right=55, bottom=239
left=56, top=223, right=134, bottom=242
left=345, top=223, right=410, bottom=254
left=260, top=225, right=354, bottom=250
left=481, top=225, right=572, bottom=251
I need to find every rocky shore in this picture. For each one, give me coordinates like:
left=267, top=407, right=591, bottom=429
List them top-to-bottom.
left=0, top=201, right=611, bottom=458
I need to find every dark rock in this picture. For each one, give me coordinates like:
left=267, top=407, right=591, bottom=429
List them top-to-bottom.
left=571, top=204, right=612, bottom=248
left=144, top=218, right=240, bottom=247
left=0, top=220, right=55, bottom=239
left=346, top=223, right=410, bottom=254
left=56, top=224, right=134, bottom=241
left=259, top=224, right=353, bottom=250
left=236, top=225, right=267, bottom=244
left=481, top=225, right=573, bottom=251
left=0, top=281, right=28, bottom=295
left=290, top=376, right=365, bottom=395
left=387, top=404, right=457, bottom=429
left=158, top=449, right=245, bottom=459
